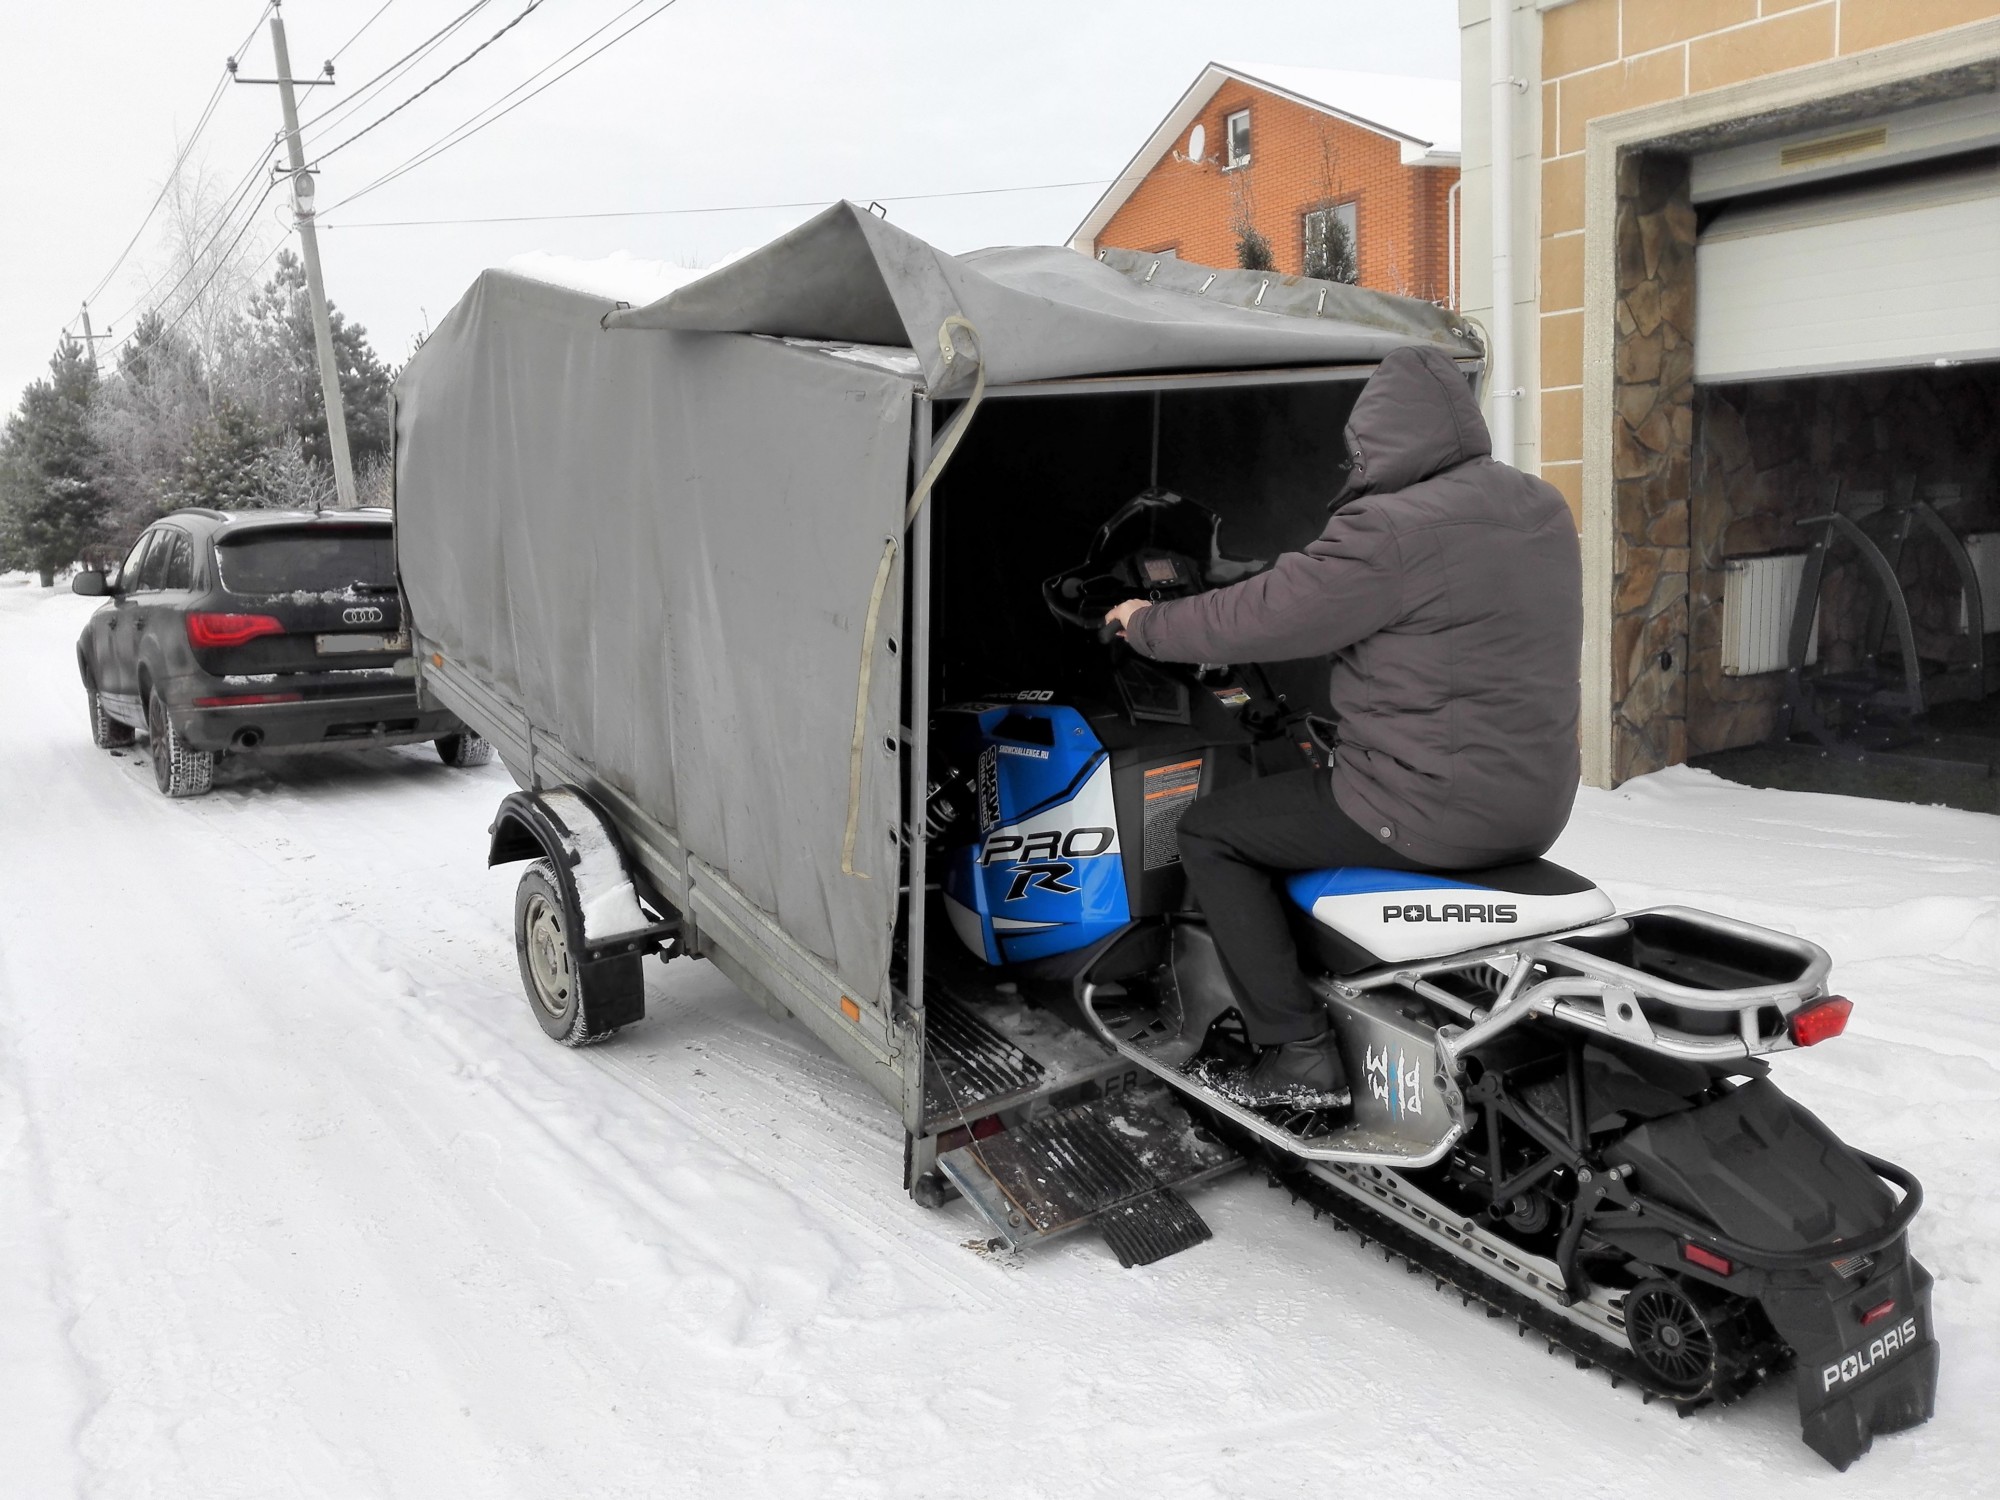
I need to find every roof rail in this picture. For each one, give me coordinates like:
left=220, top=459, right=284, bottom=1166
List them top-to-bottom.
left=172, top=506, right=232, bottom=522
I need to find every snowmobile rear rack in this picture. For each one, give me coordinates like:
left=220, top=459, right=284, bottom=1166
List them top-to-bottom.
left=1609, top=1152, right=1924, bottom=1273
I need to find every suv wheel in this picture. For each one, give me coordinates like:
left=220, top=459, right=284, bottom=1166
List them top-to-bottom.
left=88, top=685, right=136, bottom=748
left=147, top=694, right=215, bottom=798
left=435, top=731, right=495, bottom=768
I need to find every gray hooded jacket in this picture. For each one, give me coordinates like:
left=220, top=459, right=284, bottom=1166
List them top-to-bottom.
left=1126, top=345, right=1581, bottom=868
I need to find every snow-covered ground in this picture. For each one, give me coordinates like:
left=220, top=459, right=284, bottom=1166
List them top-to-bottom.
left=2, top=574, right=1995, bottom=1499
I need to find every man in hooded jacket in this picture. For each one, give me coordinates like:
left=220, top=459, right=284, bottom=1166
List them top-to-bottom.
left=1105, top=345, right=1582, bottom=1107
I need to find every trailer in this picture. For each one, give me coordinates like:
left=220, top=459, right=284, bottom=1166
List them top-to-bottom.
left=394, top=200, right=1479, bottom=1259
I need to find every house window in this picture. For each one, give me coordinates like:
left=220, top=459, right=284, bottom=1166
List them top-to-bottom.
left=1225, top=109, right=1251, bottom=169
left=1304, top=201, right=1359, bottom=283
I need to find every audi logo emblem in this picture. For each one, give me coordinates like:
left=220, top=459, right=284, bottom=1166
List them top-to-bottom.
left=343, top=606, right=385, bottom=625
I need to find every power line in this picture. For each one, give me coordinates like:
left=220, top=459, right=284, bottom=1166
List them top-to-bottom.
left=79, top=0, right=276, bottom=310
left=297, top=0, right=492, bottom=140
left=311, top=0, right=548, bottom=166
left=324, top=0, right=681, bottom=215
left=328, top=0, right=399, bottom=64
left=320, top=177, right=1127, bottom=228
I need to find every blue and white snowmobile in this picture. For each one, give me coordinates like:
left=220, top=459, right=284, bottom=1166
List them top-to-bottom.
left=922, top=492, right=1937, bottom=1471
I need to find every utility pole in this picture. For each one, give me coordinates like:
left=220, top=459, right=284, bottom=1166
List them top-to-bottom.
left=235, top=2, right=356, bottom=507
left=77, top=304, right=113, bottom=370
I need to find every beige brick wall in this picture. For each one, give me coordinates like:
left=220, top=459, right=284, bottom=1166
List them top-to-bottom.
left=1534, top=0, right=2000, bottom=516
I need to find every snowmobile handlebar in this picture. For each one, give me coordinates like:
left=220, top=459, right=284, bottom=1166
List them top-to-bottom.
left=1616, top=1152, right=1924, bottom=1271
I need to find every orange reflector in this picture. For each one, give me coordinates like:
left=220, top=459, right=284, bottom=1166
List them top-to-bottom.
left=430, top=652, right=444, bottom=667
left=839, top=996, right=861, bottom=1023
left=1682, top=1242, right=1734, bottom=1277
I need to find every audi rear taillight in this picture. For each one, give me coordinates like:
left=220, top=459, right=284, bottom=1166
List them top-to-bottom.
left=187, top=612, right=284, bottom=649
left=1789, top=996, right=1852, bottom=1048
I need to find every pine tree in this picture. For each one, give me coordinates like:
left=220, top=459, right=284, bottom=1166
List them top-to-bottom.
left=246, top=250, right=393, bottom=470
left=89, top=310, right=212, bottom=539
left=0, top=339, right=112, bottom=586
left=169, top=401, right=287, bottom=510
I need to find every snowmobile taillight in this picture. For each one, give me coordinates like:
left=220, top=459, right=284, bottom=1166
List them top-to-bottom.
left=187, top=612, right=285, bottom=648
left=1787, top=995, right=1851, bottom=1047
left=971, top=1114, right=1005, bottom=1141
left=1681, top=1242, right=1733, bottom=1277
left=1859, top=1298, right=1898, bottom=1327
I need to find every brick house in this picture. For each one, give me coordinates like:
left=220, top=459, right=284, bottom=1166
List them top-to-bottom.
left=1457, top=1, right=2000, bottom=788
left=1069, top=64, right=1462, bottom=304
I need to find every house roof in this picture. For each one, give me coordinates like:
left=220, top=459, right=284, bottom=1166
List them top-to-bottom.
left=1069, top=61, right=1462, bottom=253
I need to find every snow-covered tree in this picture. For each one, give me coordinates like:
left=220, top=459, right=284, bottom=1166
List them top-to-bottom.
left=246, top=250, right=393, bottom=471
left=0, top=339, right=111, bottom=585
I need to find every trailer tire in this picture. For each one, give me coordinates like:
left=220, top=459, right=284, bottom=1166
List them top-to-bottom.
left=436, top=731, right=495, bottom=768
left=514, top=859, right=639, bottom=1046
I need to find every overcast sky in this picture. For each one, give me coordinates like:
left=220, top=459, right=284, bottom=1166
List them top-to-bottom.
left=0, top=0, right=1459, bottom=403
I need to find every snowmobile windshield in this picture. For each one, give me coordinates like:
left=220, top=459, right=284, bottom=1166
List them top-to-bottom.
left=1043, top=491, right=1267, bottom=630
left=215, top=526, right=397, bottom=596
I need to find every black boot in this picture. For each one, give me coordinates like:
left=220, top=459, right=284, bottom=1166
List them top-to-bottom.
left=1234, top=1028, right=1351, bottom=1110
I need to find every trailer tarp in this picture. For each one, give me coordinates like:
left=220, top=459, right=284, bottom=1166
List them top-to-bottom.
left=603, top=201, right=1479, bottom=393
left=397, top=207, right=1482, bottom=1014
left=397, top=270, right=912, bottom=1004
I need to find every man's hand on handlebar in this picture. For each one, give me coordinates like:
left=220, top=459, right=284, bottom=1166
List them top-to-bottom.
left=1104, top=599, right=1152, bottom=639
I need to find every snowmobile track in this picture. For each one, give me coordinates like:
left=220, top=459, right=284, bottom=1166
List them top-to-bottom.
left=1241, top=1136, right=1788, bottom=1417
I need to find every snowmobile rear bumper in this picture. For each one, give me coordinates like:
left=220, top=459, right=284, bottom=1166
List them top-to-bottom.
left=1766, top=1250, right=1939, bottom=1471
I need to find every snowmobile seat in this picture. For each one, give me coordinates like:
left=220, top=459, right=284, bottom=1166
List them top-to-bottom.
left=1286, top=860, right=1615, bottom=971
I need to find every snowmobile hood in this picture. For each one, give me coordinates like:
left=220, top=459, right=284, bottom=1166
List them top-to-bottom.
left=1334, top=344, right=1492, bottom=506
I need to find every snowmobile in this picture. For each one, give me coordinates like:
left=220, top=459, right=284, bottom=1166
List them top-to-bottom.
left=923, top=492, right=1938, bottom=1472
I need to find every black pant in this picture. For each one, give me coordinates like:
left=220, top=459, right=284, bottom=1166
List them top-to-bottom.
left=1176, top=770, right=1427, bottom=1045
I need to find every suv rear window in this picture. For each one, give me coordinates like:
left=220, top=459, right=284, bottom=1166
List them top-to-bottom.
left=215, top=527, right=396, bottom=595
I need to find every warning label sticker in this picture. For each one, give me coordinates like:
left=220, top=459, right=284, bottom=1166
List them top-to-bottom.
left=1141, top=759, right=1203, bottom=870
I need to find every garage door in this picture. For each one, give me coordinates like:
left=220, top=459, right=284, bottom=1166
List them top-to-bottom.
left=1694, top=158, right=2000, bottom=384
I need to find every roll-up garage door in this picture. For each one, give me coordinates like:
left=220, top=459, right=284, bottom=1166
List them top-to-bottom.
left=1694, top=157, right=2000, bottom=384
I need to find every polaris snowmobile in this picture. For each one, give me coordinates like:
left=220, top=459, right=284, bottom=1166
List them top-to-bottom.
left=923, top=492, right=1937, bottom=1471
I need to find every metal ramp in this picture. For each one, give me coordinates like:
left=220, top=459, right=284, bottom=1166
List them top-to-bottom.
left=937, top=1087, right=1239, bottom=1265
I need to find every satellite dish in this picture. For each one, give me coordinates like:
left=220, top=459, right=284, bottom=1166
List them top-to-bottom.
left=1187, top=123, right=1206, bottom=161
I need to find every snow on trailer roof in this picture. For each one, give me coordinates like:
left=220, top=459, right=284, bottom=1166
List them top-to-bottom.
left=602, top=201, right=1480, bottom=396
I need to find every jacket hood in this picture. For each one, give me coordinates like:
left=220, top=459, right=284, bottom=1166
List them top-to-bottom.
left=1335, top=344, right=1491, bottom=504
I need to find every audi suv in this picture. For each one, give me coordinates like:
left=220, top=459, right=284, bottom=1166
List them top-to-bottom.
left=73, top=507, right=487, bottom=796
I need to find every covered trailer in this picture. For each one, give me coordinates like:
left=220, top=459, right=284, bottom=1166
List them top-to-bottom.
left=395, top=201, right=1480, bottom=1254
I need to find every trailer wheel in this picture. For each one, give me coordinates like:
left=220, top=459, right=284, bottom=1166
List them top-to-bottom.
left=436, top=731, right=495, bottom=768
left=513, top=860, right=637, bottom=1046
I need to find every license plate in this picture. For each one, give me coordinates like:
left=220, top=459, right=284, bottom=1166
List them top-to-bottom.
left=316, top=632, right=408, bottom=655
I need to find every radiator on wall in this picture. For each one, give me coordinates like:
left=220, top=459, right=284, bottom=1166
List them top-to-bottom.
left=1959, top=532, right=1999, bottom=634
left=1721, top=553, right=1819, bottom=676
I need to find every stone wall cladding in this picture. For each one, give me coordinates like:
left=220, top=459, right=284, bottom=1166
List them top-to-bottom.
left=1536, top=0, right=2000, bottom=782
left=1097, top=79, right=1458, bottom=302
left=1608, top=151, right=1698, bottom=783
left=1688, top=368, right=2000, bottom=752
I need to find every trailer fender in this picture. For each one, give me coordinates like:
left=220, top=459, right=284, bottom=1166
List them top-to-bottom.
left=488, top=787, right=680, bottom=962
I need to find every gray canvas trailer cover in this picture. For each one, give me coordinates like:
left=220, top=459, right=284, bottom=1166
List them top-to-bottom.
left=394, top=201, right=1481, bottom=1135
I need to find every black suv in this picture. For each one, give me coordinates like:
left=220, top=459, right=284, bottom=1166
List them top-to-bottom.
left=73, top=507, right=487, bottom=796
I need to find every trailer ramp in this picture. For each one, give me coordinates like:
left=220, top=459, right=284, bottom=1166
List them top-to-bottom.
left=938, top=1087, right=1239, bottom=1266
